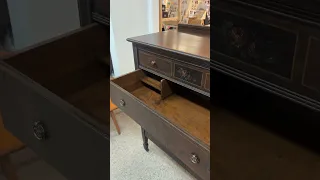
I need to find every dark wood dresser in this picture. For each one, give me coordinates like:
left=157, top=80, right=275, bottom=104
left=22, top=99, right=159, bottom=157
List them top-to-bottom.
left=0, top=1, right=110, bottom=180
left=110, top=24, right=210, bottom=180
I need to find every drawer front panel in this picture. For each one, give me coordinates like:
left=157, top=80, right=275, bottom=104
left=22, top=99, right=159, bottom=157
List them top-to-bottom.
left=138, top=50, right=172, bottom=76
left=174, top=63, right=204, bottom=88
left=0, top=66, right=109, bottom=180
left=110, top=73, right=210, bottom=180
left=162, top=125, right=210, bottom=180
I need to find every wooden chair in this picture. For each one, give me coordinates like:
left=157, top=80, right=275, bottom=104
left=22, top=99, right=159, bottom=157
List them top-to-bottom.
left=110, top=99, right=121, bottom=135
left=0, top=112, right=25, bottom=180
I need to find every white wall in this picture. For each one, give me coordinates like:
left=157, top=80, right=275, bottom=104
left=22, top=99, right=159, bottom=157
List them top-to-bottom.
left=7, top=0, right=80, bottom=50
left=110, top=0, right=159, bottom=77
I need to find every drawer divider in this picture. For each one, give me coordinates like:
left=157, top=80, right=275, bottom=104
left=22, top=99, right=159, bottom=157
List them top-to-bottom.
left=140, top=77, right=173, bottom=100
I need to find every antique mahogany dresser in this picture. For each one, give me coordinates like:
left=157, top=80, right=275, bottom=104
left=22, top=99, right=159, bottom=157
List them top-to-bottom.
left=210, top=0, right=320, bottom=179
left=0, top=1, right=110, bottom=180
left=110, top=24, right=210, bottom=180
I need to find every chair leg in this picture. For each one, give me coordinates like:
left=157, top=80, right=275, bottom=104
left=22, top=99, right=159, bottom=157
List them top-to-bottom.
left=111, top=111, right=121, bottom=135
left=0, top=154, right=18, bottom=180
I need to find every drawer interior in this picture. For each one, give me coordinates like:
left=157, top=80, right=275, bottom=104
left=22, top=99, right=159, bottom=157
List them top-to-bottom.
left=3, top=24, right=110, bottom=126
left=112, top=70, right=210, bottom=146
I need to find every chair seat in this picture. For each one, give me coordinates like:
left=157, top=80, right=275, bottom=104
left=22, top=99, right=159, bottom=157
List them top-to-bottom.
left=110, top=99, right=117, bottom=111
left=0, top=113, right=24, bottom=156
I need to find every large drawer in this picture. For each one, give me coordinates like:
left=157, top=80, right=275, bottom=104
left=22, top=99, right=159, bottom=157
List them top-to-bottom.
left=0, top=24, right=110, bottom=180
left=110, top=70, right=210, bottom=180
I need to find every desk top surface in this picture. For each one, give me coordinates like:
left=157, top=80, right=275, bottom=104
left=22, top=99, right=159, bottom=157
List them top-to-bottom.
left=127, top=30, right=210, bottom=60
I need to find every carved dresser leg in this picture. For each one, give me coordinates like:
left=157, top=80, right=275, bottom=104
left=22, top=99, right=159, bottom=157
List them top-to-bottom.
left=141, top=128, right=149, bottom=152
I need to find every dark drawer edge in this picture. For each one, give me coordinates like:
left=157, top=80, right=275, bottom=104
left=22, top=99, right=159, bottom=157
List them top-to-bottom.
left=0, top=62, right=109, bottom=139
left=139, top=66, right=210, bottom=97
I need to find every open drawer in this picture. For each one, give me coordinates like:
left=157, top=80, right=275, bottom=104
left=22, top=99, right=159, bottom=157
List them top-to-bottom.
left=0, top=24, right=109, bottom=180
left=110, top=70, right=210, bottom=180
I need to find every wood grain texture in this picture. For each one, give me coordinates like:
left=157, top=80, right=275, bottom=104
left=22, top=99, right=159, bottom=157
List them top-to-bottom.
left=112, top=70, right=145, bottom=92
left=141, top=77, right=161, bottom=91
left=132, top=86, right=210, bottom=146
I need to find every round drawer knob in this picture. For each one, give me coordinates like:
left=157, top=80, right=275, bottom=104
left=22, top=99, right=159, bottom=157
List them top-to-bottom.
left=150, top=60, right=156, bottom=66
left=120, top=99, right=126, bottom=107
left=33, top=121, right=47, bottom=140
left=190, top=153, right=200, bottom=164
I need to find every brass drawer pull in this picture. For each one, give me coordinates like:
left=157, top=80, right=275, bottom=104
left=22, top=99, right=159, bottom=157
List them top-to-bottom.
left=120, top=99, right=126, bottom=107
left=33, top=121, right=47, bottom=140
left=190, top=153, right=200, bottom=164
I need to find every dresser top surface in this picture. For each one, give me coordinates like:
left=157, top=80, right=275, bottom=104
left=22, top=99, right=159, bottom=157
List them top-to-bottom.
left=127, top=30, right=210, bottom=60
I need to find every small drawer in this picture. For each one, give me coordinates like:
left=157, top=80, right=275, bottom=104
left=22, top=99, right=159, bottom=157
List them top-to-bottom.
left=138, top=50, right=172, bottom=76
left=174, top=63, right=204, bottom=88
left=110, top=70, right=210, bottom=180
